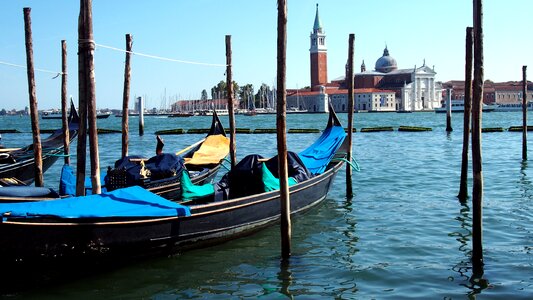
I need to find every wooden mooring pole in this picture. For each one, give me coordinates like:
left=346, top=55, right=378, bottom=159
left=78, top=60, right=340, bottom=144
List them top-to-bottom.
left=78, top=0, right=101, bottom=194
left=277, top=0, right=291, bottom=259
left=472, top=0, right=485, bottom=275
left=23, top=7, right=44, bottom=187
left=458, top=27, right=473, bottom=202
left=122, top=34, right=132, bottom=158
left=346, top=34, right=355, bottom=198
left=226, top=35, right=236, bottom=168
left=61, top=40, right=70, bottom=165
left=522, top=65, right=527, bottom=161
left=446, top=88, right=453, bottom=132
left=139, top=96, right=145, bottom=136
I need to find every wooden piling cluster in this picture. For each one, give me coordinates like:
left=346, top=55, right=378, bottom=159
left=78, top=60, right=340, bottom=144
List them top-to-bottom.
left=77, top=0, right=101, bottom=195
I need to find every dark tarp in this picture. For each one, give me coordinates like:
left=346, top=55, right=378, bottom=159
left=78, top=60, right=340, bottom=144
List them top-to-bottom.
left=214, top=151, right=311, bottom=201
left=107, top=153, right=185, bottom=188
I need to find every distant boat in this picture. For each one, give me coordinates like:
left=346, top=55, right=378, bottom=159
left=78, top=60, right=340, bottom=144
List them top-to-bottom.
left=434, top=99, right=497, bottom=113
left=493, top=102, right=533, bottom=112
left=287, top=107, right=308, bottom=114
left=199, top=109, right=228, bottom=116
left=243, top=110, right=257, bottom=116
left=42, top=111, right=111, bottom=119
left=168, top=112, right=194, bottom=118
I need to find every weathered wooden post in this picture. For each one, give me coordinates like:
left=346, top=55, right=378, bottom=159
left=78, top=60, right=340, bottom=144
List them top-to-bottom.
left=78, top=0, right=101, bottom=195
left=277, top=0, right=291, bottom=258
left=472, top=0, right=485, bottom=275
left=23, top=7, right=44, bottom=187
left=76, top=9, right=88, bottom=196
left=458, top=27, right=474, bottom=201
left=122, top=33, right=132, bottom=158
left=346, top=34, right=355, bottom=198
left=226, top=35, right=236, bottom=168
left=61, top=40, right=70, bottom=165
left=522, top=65, right=527, bottom=160
left=446, top=88, right=453, bottom=132
left=138, top=96, right=144, bottom=136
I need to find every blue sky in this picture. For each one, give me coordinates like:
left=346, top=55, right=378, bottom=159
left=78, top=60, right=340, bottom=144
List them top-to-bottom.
left=1, top=0, right=532, bottom=110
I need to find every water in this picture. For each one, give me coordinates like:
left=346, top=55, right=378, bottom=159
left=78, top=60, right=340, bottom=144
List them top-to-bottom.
left=1, top=112, right=532, bottom=299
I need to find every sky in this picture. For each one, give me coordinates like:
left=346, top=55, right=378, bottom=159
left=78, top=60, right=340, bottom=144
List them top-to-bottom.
left=1, top=0, right=532, bottom=110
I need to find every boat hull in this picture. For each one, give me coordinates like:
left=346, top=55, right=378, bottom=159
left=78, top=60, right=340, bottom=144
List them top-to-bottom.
left=0, top=150, right=62, bottom=184
left=0, top=160, right=342, bottom=264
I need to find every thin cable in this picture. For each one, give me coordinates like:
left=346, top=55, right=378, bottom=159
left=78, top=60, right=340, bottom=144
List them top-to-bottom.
left=94, top=43, right=227, bottom=67
left=0, top=61, right=64, bottom=77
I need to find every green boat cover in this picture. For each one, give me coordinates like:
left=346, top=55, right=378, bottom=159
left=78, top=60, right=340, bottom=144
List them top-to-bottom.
left=262, top=163, right=297, bottom=192
left=180, top=171, right=215, bottom=202
left=0, top=186, right=190, bottom=220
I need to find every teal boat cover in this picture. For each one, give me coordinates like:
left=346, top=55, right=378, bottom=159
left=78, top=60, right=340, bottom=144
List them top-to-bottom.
left=298, top=125, right=346, bottom=175
left=0, top=186, right=190, bottom=219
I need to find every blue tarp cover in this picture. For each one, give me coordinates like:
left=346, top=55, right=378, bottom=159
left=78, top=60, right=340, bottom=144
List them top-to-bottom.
left=298, top=126, right=346, bottom=175
left=60, top=164, right=106, bottom=196
left=0, top=186, right=190, bottom=219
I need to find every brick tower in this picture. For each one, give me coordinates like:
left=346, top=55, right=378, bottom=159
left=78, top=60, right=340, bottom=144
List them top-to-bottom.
left=310, top=4, right=327, bottom=91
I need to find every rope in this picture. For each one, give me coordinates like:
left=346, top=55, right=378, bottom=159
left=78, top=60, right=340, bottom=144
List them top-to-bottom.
left=94, top=43, right=227, bottom=67
left=0, top=61, right=64, bottom=77
left=332, top=155, right=361, bottom=172
left=221, top=157, right=232, bottom=171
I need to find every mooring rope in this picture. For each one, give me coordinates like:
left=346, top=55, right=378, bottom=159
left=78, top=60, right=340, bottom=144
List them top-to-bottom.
left=94, top=42, right=227, bottom=67
left=0, top=61, right=63, bottom=78
left=332, top=155, right=361, bottom=172
left=221, top=158, right=232, bottom=171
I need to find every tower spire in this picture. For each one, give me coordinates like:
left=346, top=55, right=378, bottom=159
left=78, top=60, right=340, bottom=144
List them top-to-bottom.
left=309, top=3, right=327, bottom=90
left=313, top=3, right=322, bottom=32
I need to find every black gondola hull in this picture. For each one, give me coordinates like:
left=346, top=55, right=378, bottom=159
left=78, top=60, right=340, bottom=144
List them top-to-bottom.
left=0, top=161, right=342, bottom=264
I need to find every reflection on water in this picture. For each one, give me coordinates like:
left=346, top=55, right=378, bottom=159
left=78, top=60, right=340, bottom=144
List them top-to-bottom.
left=1, top=112, right=533, bottom=298
left=519, top=160, right=533, bottom=200
left=450, top=203, right=472, bottom=283
left=450, top=203, right=493, bottom=297
left=278, top=259, right=294, bottom=299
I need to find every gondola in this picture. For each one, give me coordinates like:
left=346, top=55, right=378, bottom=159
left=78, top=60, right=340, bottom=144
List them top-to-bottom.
left=0, top=101, right=79, bottom=184
left=0, top=106, right=348, bottom=266
left=103, top=110, right=229, bottom=201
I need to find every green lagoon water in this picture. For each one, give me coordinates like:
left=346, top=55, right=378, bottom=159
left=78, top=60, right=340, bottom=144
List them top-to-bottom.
left=0, top=111, right=532, bottom=299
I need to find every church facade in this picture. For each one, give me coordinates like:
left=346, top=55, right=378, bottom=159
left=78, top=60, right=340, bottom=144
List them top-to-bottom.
left=287, top=5, right=442, bottom=113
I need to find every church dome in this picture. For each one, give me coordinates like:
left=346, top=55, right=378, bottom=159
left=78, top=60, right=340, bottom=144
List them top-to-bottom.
left=375, top=47, right=397, bottom=73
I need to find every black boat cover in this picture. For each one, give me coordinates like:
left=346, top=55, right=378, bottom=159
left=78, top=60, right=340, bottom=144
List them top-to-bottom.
left=214, top=151, right=311, bottom=201
left=109, top=153, right=185, bottom=187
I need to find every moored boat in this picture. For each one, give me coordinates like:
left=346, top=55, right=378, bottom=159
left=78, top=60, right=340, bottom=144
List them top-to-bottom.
left=434, top=99, right=497, bottom=113
left=0, top=101, right=79, bottom=184
left=493, top=102, right=533, bottom=112
left=0, top=106, right=348, bottom=266
left=104, top=110, right=230, bottom=201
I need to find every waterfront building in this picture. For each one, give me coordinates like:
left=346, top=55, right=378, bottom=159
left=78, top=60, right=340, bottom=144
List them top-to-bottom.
left=287, top=4, right=441, bottom=113
left=349, top=47, right=443, bottom=112
left=443, top=80, right=533, bottom=105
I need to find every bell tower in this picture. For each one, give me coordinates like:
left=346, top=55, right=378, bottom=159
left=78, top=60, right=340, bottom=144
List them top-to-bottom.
left=310, top=4, right=327, bottom=91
